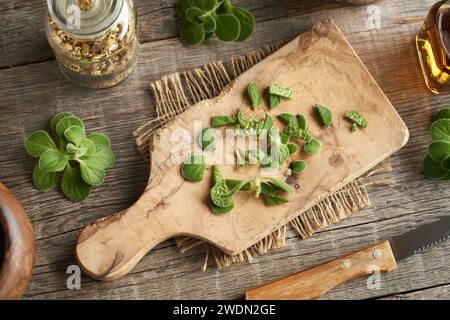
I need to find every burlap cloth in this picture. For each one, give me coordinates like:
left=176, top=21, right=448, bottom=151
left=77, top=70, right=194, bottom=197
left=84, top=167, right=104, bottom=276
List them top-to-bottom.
left=133, top=40, right=393, bottom=270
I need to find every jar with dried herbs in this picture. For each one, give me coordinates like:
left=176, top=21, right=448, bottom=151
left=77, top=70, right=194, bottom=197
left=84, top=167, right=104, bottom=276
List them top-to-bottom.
left=45, top=0, right=139, bottom=89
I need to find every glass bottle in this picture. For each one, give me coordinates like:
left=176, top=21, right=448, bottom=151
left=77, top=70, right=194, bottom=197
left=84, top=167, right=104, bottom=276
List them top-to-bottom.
left=45, top=0, right=139, bottom=89
left=416, top=0, right=450, bottom=94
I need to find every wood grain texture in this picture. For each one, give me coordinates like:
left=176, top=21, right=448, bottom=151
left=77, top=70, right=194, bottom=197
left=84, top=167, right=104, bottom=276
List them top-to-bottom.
left=1, top=0, right=450, bottom=299
left=75, top=19, right=408, bottom=281
left=246, top=241, right=397, bottom=300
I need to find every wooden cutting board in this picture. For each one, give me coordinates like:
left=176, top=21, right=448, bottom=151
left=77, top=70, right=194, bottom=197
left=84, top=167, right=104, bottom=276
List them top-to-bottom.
left=76, top=19, right=409, bottom=280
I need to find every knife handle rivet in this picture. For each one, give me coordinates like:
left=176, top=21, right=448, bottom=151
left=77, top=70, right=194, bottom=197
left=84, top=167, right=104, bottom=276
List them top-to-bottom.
left=373, top=249, right=383, bottom=260
left=343, top=259, right=352, bottom=269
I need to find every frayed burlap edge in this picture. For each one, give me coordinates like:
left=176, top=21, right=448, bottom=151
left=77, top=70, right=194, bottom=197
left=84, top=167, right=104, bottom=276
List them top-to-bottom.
left=134, top=41, right=394, bottom=270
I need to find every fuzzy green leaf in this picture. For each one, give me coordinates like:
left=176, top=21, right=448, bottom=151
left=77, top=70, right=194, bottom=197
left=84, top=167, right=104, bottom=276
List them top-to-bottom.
left=193, top=0, right=217, bottom=10
left=185, top=7, right=205, bottom=23
left=232, top=7, right=255, bottom=41
left=202, top=14, right=216, bottom=33
left=215, top=14, right=241, bottom=42
left=180, top=21, right=205, bottom=45
left=247, top=80, right=263, bottom=109
left=269, top=84, right=295, bottom=99
left=269, top=94, right=282, bottom=109
left=315, top=104, right=333, bottom=128
left=345, top=110, right=368, bottom=128
left=50, top=112, right=74, bottom=135
left=278, top=113, right=298, bottom=126
left=296, top=114, right=308, bottom=131
left=211, top=115, right=237, bottom=127
left=262, top=115, right=273, bottom=131
left=55, top=116, right=85, bottom=139
left=431, top=119, right=450, bottom=142
left=64, top=125, right=86, bottom=146
left=25, top=130, right=57, bottom=157
left=87, top=132, right=111, bottom=149
left=80, top=138, right=97, bottom=157
left=304, top=139, right=321, bottom=155
left=428, top=140, right=450, bottom=162
left=287, top=143, right=298, bottom=155
left=88, top=146, right=114, bottom=169
left=39, top=149, right=68, bottom=172
left=181, top=155, right=206, bottom=182
left=441, top=155, right=450, bottom=171
left=79, top=157, right=106, bottom=186
left=291, top=160, right=307, bottom=173
left=32, top=164, right=58, bottom=190
left=61, top=165, right=92, bottom=202
left=263, top=177, right=294, bottom=193
left=225, top=179, right=251, bottom=192
left=260, top=182, right=277, bottom=197
left=264, top=194, right=289, bottom=206
left=209, top=198, right=234, bottom=214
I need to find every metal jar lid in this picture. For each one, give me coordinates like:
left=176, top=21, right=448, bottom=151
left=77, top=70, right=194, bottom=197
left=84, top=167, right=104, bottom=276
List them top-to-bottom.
left=47, top=0, right=124, bottom=39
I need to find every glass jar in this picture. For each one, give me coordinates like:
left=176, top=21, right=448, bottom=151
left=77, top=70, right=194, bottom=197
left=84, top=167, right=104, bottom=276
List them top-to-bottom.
left=45, top=0, right=139, bottom=89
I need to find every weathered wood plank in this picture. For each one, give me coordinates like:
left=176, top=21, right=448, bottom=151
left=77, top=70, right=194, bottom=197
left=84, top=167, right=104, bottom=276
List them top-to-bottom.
left=0, top=0, right=430, bottom=68
left=2, top=0, right=450, bottom=299
left=382, top=283, right=450, bottom=300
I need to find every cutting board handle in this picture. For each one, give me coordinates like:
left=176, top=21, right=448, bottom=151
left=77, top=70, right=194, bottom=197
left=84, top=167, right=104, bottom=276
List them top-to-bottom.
left=75, top=190, right=180, bottom=280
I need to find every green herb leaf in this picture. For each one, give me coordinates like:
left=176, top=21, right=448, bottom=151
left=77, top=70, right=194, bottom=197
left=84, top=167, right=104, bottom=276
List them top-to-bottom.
left=176, top=0, right=196, bottom=18
left=216, top=0, right=233, bottom=14
left=185, top=7, right=205, bottom=23
left=232, top=7, right=255, bottom=41
left=202, top=14, right=217, bottom=33
left=215, top=14, right=241, bottom=42
left=180, top=21, right=205, bottom=45
left=247, top=80, right=263, bottom=109
left=269, top=84, right=295, bottom=99
left=269, top=94, right=282, bottom=109
left=315, top=104, right=333, bottom=128
left=433, top=108, right=450, bottom=122
left=345, top=110, right=368, bottom=128
left=50, top=112, right=74, bottom=135
left=278, top=113, right=298, bottom=126
left=262, top=114, right=273, bottom=131
left=296, top=114, right=308, bottom=131
left=211, top=115, right=237, bottom=127
left=55, top=116, right=85, bottom=139
left=431, top=119, right=450, bottom=141
left=64, top=125, right=86, bottom=146
left=199, top=127, right=215, bottom=150
left=25, top=130, right=57, bottom=157
left=87, top=133, right=111, bottom=149
left=80, top=138, right=97, bottom=157
left=304, top=139, right=321, bottom=155
left=428, top=140, right=450, bottom=162
left=66, top=143, right=80, bottom=154
left=277, top=143, right=290, bottom=166
left=287, top=143, right=298, bottom=155
left=87, top=146, right=114, bottom=169
left=235, top=148, right=247, bottom=168
left=39, top=149, right=68, bottom=172
left=247, top=149, right=266, bottom=164
left=423, top=154, right=448, bottom=178
left=181, top=155, right=206, bottom=182
left=79, top=157, right=106, bottom=186
left=291, top=160, right=307, bottom=173
left=32, top=164, right=58, bottom=190
left=61, top=165, right=92, bottom=202
left=263, top=177, right=294, bottom=193
left=211, top=181, right=234, bottom=208
left=260, top=182, right=277, bottom=197
left=264, top=194, right=289, bottom=206
left=209, top=198, right=234, bottom=214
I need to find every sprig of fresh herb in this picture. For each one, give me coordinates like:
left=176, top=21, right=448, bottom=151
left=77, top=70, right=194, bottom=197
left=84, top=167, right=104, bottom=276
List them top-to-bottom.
left=176, top=0, right=255, bottom=46
left=247, top=80, right=263, bottom=109
left=423, top=108, right=450, bottom=180
left=25, top=112, right=114, bottom=202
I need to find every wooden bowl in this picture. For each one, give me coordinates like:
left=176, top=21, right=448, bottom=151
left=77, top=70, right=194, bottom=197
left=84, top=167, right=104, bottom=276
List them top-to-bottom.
left=0, top=182, right=35, bottom=299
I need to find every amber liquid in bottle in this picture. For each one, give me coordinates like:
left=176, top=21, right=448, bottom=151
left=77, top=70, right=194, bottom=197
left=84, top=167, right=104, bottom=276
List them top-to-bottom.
left=417, top=0, right=450, bottom=93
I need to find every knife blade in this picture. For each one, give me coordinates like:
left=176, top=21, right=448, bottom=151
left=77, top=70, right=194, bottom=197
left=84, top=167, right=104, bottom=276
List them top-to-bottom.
left=245, top=217, right=450, bottom=300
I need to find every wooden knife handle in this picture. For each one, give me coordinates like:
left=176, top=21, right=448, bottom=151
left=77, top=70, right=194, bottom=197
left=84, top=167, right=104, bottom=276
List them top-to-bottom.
left=245, top=241, right=397, bottom=300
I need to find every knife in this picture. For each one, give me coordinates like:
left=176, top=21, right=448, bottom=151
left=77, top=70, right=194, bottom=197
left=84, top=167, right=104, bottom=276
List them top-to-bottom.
left=245, top=217, right=450, bottom=300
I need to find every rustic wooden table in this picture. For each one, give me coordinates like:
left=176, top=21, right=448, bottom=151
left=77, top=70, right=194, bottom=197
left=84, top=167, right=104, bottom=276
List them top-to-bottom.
left=1, top=0, right=450, bottom=300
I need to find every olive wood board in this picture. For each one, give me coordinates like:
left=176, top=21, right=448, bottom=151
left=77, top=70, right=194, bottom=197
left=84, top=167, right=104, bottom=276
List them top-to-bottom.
left=76, top=19, right=409, bottom=280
